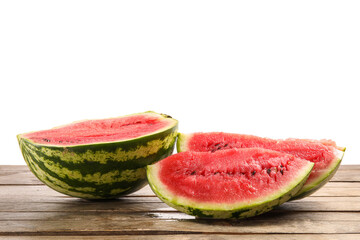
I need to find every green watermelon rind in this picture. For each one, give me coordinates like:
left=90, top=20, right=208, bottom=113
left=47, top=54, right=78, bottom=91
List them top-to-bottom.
left=17, top=112, right=178, bottom=199
left=177, top=132, right=345, bottom=201
left=176, top=133, right=192, bottom=153
left=291, top=148, right=345, bottom=200
left=147, top=159, right=314, bottom=219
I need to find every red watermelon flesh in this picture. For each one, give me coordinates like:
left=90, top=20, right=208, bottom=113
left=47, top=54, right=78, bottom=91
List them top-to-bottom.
left=23, top=112, right=173, bottom=146
left=178, top=132, right=345, bottom=199
left=157, top=149, right=312, bottom=204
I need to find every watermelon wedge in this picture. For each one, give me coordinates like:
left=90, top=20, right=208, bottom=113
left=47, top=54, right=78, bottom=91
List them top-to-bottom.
left=17, top=111, right=178, bottom=199
left=177, top=132, right=345, bottom=200
left=147, top=148, right=314, bottom=219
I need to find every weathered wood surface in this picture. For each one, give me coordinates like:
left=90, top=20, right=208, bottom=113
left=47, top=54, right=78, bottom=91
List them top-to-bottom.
left=0, top=165, right=359, bottom=239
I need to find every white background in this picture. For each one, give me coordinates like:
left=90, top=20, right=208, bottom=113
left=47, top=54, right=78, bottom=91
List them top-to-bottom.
left=0, top=0, right=359, bottom=165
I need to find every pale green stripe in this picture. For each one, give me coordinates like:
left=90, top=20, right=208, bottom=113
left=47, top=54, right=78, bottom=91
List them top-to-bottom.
left=36, top=131, right=177, bottom=164
left=23, top=144, right=146, bottom=184
left=23, top=147, right=103, bottom=198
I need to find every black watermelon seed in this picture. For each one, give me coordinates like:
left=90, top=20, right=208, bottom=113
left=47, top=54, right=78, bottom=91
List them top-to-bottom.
left=161, top=114, right=172, bottom=118
left=267, top=169, right=271, bottom=174
left=280, top=169, right=284, bottom=175
left=251, top=171, right=256, bottom=176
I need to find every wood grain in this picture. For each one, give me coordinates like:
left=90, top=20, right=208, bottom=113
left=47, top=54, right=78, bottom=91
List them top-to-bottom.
left=0, top=165, right=359, bottom=239
left=1, top=235, right=360, bottom=240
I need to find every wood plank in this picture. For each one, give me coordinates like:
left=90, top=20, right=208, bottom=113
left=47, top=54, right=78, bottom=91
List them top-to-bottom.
left=0, top=165, right=42, bottom=185
left=338, top=165, right=360, bottom=170
left=330, top=171, right=360, bottom=182
left=1, top=180, right=360, bottom=203
left=0, top=181, right=359, bottom=203
left=318, top=182, right=360, bottom=188
left=0, top=185, right=156, bottom=200
left=0, top=186, right=359, bottom=205
left=310, top=186, right=360, bottom=197
left=0, top=190, right=359, bottom=204
left=0, top=192, right=359, bottom=213
left=0, top=198, right=359, bottom=213
left=1, top=211, right=360, bottom=222
left=0, top=216, right=359, bottom=234
left=1, top=216, right=360, bottom=235
left=1, top=234, right=360, bottom=240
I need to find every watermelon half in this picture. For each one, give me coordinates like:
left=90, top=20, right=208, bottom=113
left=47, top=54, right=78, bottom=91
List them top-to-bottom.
left=17, top=111, right=178, bottom=199
left=177, top=132, right=345, bottom=200
left=147, top=148, right=314, bottom=219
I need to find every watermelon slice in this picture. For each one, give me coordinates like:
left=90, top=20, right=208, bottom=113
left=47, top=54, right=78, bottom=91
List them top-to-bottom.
left=17, top=111, right=178, bottom=199
left=177, top=132, right=345, bottom=200
left=147, top=148, right=314, bottom=219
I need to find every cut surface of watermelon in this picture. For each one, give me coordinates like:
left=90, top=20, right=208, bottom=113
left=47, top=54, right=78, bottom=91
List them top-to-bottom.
left=24, top=112, right=174, bottom=146
left=177, top=132, right=345, bottom=199
left=147, top=148, right=314, bottom=219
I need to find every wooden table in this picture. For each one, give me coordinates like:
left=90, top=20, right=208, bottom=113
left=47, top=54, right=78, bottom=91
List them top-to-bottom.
left=0, top=165, right=359, bottom=239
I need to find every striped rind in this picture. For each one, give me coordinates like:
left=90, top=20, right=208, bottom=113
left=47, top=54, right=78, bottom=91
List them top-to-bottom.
left=17, top=112, right=178, bottom=199
left=147, top=158, right=314, bottom=219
